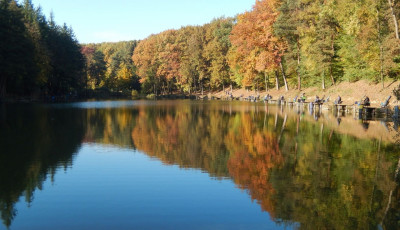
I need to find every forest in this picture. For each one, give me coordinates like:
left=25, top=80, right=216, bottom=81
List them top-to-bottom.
left=0, top=0, right=85, bottom=99
left=1, top=0, right=400, bottom=99
left=131, top=0, right=400, bottom=95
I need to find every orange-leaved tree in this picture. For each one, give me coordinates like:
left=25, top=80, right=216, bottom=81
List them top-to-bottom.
left=229, top=0, right=288, bottom=91
left=156, top=30, right=183, bottom=93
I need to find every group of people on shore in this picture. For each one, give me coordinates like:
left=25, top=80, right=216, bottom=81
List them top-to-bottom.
left=220, top=91, right=389, bottom=108
left=254, top=93, right=378, bottom=107
left=297, top=93, right=326, bottom=104
left=315, top=95, right=371, bottom=106
left=334, top=95, right=374, bottom=107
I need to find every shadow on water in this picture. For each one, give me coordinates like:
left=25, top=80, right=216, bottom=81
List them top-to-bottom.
left=1, top=100, right=400, bottom=229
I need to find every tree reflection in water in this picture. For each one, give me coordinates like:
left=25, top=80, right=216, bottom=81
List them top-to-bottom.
left=0, top=101, right=399, bottom=229
left=0, top=104, right=86, bottom=228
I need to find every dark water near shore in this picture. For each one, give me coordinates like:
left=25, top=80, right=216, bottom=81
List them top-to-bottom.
left=0, top=100, right=399, bottom=230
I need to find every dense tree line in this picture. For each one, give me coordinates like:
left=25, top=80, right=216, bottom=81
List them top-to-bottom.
left=0, top=0, right=85, bottom=99
left=2, top=0, right=400, bottom=98
left=131, top=0, right=400, bottom=94
left=132, top=18, right=235, bottom=95
left=81, top=41, right=141, bottom=94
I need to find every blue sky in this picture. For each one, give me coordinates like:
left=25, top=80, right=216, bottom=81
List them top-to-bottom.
left=28, top=0, right=256, bottom=44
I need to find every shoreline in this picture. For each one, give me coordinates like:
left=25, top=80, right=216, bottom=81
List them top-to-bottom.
left=1, top=80, right=399, bottom=107
left=200, top=80, right=400, bottom=108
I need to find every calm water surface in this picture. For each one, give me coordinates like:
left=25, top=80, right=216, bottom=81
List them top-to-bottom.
left=0, top=100, right=399, bottom=229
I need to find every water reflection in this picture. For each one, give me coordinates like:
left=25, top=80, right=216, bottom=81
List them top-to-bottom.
left=0, top=101, right=399, bottom=229
left=0, top=104, right=86, bottom=228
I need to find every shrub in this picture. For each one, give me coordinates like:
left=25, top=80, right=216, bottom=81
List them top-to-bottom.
left=131, top=90, right=139, bottom=99
left=146, top=94, right=156, bottom=99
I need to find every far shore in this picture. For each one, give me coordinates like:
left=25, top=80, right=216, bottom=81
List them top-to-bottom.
left=1, top=80, right=399, bottom=107
left=200, top=80, right=400, bottom=108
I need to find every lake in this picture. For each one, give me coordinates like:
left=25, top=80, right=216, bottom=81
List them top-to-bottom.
left=0, top=100, right=399, bottom=229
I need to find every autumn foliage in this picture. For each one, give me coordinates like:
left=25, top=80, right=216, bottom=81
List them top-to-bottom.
left=2, top=0, right=400, bottom=99
left=130, top=0, right=400, bottom=94
left=229, top=0, right=285, bottom=86
left=225, top=113, right=283, bottom=217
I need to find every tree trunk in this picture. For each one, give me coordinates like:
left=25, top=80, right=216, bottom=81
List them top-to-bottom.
left=388, top=0, right=400, bottom=39
left=378, top=9, right=385, bottom=89
left=330, top=34, right=336, bottom=86
left=297, top=38, right=301, bottom=90
left=381, top=46, right=385, bottom=89
left=280, top=62, right=289, bottom=91
left=275, top=71, right=279, bottom=90
left=264, top=73, right=269, bottom=92
left=322, top=73, right=326, bottom=90
left=193, top=76, right=196, bottom=93
left=0, top=77, right=6, bottom=98
left=256, top=80, right=259, bottom=94
left=162, top=82, right=165, bottom=95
